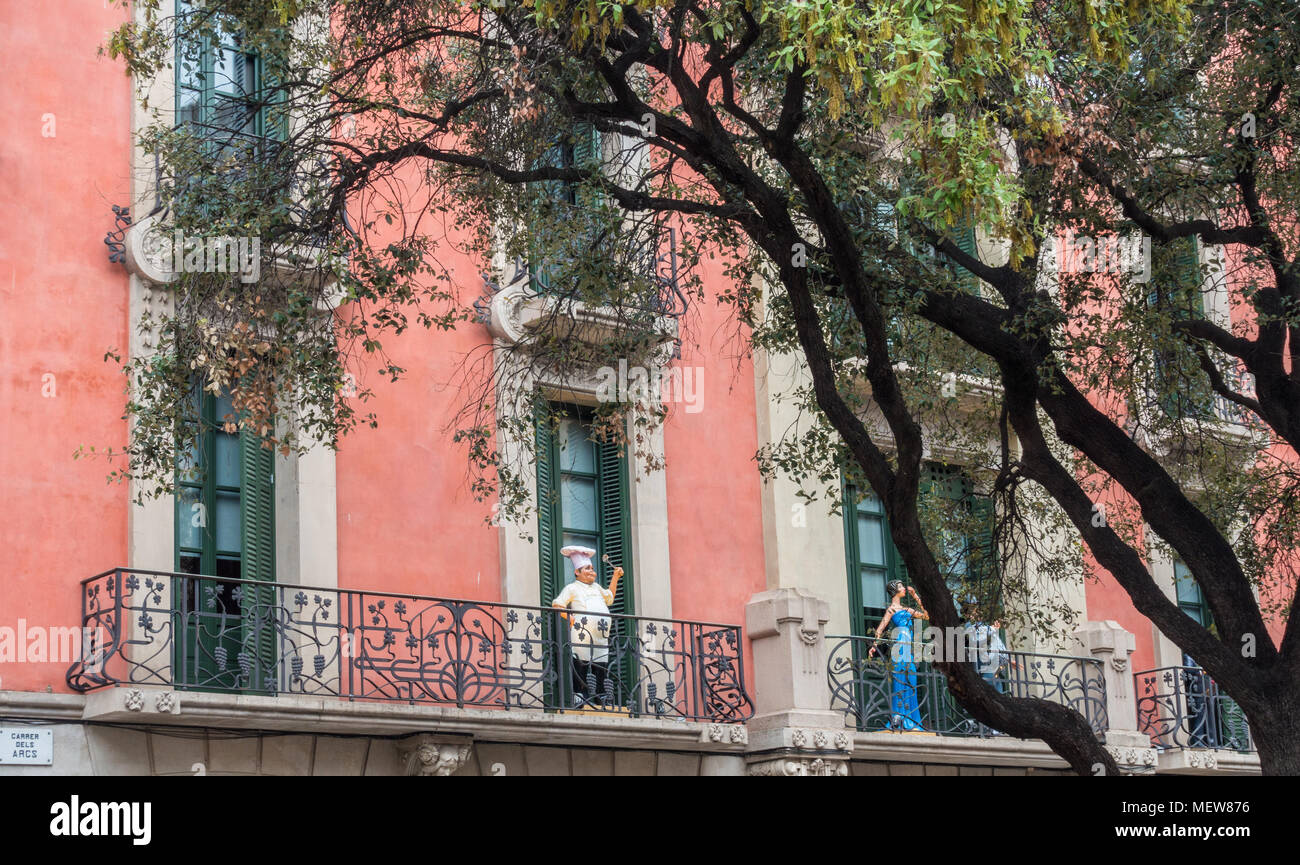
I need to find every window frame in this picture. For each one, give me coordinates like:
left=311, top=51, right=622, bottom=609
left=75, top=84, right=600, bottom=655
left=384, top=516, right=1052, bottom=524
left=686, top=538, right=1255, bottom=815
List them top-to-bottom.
left=174, top=1, right=284, bottom=154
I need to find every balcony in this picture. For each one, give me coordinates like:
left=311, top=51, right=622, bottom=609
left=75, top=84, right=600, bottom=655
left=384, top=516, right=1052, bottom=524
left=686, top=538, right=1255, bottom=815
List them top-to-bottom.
left=478, top=222, right=686, bottom=351
left=1134, top=361, right=1266, bottom=462
left=65, top=568, right=753, bottom=725
left=827, top=635, right=1108, bottom=737
left=1134, top=665, right=1253, bottom=753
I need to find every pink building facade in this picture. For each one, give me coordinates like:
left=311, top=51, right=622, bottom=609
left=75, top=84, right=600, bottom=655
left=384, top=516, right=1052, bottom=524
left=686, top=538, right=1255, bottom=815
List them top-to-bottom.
left=0, top=0, right=1269, bottom=776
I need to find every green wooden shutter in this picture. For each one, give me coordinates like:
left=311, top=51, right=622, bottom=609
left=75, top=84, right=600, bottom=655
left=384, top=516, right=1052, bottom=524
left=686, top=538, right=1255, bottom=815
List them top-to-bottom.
left=260, top=64, right=288, bottom=146
left=572, top=122, right=601, bottom=172
left=572, top=122, right=605, bottom=272
left=528, top=140, right=569, bottom=293
left=953, top=214, right=979, bottom=293
left=1174, top=237, right=1202, bottom=316
left=1151, top=238, right=1206, bottom=417
left=535, top=401, right=562, bottom=605
left=240, top=428, right=276, bottom=692
left=239, top=429, right=275, bottom=580
left=595, top=433, right=635, bottom=706
left=595, top=436, right=633, bottom=617
left=842, top=481, right=866, bottom=639
left=968, top=494, right=1000, bottom=618
left=888, top=533, right=909, bottom=586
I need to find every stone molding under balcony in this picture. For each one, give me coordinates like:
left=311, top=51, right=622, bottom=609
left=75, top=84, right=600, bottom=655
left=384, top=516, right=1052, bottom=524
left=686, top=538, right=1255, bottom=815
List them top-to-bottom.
left=123, top=209, right=344, bottom=311
left=482, top=272, right=678, bottom=355
left=843, top=359, right=1002, bottom=416
left=71, top=685, right=748, bottom=754
left=0, top=688, right=749, bottom=776
left=852, top=728, right=1068, bottom=770
left=1154, top=746, right=1261, bottom=775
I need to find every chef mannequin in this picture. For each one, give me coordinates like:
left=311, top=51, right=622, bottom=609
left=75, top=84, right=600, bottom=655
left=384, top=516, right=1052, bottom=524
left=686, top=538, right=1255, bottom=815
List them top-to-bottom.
left=552, top=545, right=623, bottom=705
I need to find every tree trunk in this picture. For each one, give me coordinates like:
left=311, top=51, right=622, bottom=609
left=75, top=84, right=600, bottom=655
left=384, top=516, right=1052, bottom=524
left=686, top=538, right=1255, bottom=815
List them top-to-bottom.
left=1241, top=688, right=1300, bottom=776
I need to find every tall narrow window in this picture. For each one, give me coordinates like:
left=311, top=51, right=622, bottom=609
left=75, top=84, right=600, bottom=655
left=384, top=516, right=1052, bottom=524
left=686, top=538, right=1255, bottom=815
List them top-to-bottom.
left=175, top=1, right=284, bottom=154
left=529, top=122, right=601, bottom=293
left=1149, top=236, right=1211, bottom=419
left=174, top=386, right=276, bottom=692
left=535, top=402, right=632, bottom=613
left=535, top=402, right=635, bottom=709
left=921, top=463, right=999, bottom=617
left=844, top=465, right=998, bottom=632
left=842, top=480, right=903, bottom=639
left=1171, top=558, right=1247, bottom=747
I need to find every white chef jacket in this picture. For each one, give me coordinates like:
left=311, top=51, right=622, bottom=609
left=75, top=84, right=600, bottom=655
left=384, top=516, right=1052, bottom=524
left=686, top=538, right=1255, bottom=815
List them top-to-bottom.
left=553, top=580, right=614, bottom=663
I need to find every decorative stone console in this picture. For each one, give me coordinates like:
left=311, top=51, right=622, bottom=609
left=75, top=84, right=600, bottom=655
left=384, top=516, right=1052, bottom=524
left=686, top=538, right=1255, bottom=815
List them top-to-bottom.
left=744, top=588, right=854, bottom=776
left=1073, top=619, right=1159, bottom=774
left=397, top=734, right=475, bottom=776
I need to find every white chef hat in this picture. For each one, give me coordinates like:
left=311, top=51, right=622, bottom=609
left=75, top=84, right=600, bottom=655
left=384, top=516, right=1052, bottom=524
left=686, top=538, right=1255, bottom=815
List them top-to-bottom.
left=560, top=545, right=597, bottom=572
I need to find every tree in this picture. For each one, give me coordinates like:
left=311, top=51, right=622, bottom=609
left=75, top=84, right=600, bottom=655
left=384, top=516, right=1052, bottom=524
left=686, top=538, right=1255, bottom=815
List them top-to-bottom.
left=106, top=0, right=1300, bottom=774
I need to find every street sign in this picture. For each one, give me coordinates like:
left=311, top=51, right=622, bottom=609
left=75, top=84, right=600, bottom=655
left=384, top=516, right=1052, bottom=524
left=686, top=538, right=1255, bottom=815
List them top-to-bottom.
left=0, top=728, right=53, bottom=765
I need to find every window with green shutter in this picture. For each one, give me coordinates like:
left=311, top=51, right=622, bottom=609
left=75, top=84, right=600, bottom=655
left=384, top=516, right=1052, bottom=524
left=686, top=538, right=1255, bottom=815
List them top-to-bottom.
left=175, top=0, right=285, bottom=156
left=529, top=122, right=601, bottom=293
left=941, top=213, right=980, bottom=293
left=1148, top=236, right=1212, bottom=419
left=174, top=385, right=276, bottom=692
left=535, top=401, right=633, bottom=613
left=535, top=402, right=636, bottom=709
left=922, top=462, right=1000, bottom=618
left=843, top=463, right=999, bottom=634
left=842, top=479, right=905, bottom=639
left=1172, top=559, right=1248, bottom=747
left=1174, top=559, right=1211, bottom=629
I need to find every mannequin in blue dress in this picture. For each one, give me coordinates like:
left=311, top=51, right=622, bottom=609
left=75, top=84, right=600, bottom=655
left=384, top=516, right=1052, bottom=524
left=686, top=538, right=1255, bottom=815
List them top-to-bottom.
left=868, top=580, right=929, bottom=731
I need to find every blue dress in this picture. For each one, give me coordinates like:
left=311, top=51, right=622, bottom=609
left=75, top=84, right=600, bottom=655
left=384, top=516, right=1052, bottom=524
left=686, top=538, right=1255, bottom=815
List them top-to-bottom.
left=887, top=609, right=923, bottom=731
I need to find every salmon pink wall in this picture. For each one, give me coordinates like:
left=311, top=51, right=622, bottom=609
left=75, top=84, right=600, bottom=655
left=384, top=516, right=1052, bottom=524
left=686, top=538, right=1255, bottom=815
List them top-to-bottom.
left=0, top=2, right=131, bottom=692
left=333, top=236, right=501, bottom=603
left=663, top=256, right=766, bottom=686
left=1082, top=550, right=1159, bottom=674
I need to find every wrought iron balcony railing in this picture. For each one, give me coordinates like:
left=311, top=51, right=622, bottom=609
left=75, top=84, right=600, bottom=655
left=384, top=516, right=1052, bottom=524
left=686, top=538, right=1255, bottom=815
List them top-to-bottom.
left=525, top=212, right=688, bottom=319
left=66, top=568, right=753, bottom=724
left=827, top=635, right=1108, bottom=737
left=1134, top=665, right=1253, bottom=752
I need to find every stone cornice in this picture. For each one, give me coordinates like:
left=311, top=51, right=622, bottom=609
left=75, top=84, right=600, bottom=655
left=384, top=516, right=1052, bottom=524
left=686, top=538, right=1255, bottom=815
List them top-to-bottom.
left=68, top=687, right=746, bottom=754
left=0, top=690, right=86, bottom=722
left=853, top=730, right=1070, bottom=769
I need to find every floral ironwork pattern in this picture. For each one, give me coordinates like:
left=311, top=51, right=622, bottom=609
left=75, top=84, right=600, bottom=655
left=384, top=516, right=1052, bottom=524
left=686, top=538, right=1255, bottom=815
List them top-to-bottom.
left=66, top=568, right=753, bottom=723
left=827, top=635, right=1108, bottom=737
left=1134, top=665, right=1253, bottom=752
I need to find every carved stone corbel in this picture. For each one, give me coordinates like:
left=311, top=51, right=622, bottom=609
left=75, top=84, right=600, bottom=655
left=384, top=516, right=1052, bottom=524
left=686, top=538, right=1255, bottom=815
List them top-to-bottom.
left=397, top=734, right=474, bottom=777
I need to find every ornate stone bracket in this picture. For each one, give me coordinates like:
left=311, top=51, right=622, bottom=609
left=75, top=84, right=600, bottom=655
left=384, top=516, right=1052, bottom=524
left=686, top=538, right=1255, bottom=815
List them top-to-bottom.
left=123, top=210, right=342, bottom=309
left=124, top=210, right=180, bottom=285
left=478, top=271, right=678, bottom=358
left=119, top=687, right=181, bottom=717
left=700, top=723, right=748, bottom=746
left=745, top=725, right=854, bottom=777
left=397, top=734, right=474, bottom=777
left=1105, top=743, right=1159, bottom=774
left=749, top=757, right=848, bottom=777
